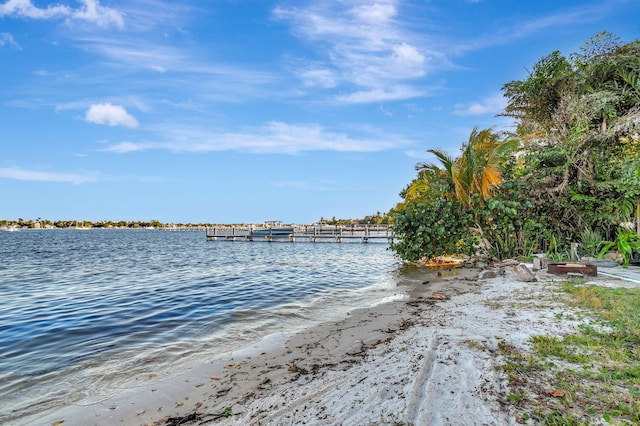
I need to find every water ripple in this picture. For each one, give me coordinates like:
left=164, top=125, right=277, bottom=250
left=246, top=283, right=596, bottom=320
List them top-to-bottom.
left=0, top=229, right=401, bottom=422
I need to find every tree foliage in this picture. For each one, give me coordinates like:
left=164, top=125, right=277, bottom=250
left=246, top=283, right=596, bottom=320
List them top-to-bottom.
left=391, top=32, right=640, bottom=263
left=503, top=32, right=640, bottom=242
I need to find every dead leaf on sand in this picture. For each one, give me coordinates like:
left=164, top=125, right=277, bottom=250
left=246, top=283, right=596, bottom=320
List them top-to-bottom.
left=432, top=293, right=447, bottom=300
left=224, top=361, right=246, bottom=369
left=210, top=377, right=221, bottom=380
left=548, top=390, right=565, bottom=397
left=51, top=421, right=64, bottom=426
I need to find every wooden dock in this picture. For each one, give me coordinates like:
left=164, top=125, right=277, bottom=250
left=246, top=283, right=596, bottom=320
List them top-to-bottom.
left=205, top=224, right=395, bottom=244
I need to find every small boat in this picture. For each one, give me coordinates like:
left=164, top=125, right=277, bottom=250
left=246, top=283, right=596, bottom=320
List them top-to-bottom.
left=0, top=225, right=20, bottom=232
left=250, top=227, right=294, bottom=237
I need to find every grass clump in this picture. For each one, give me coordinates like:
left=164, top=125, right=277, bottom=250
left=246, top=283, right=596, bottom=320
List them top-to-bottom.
left=498, top=282, right=640, bottom=425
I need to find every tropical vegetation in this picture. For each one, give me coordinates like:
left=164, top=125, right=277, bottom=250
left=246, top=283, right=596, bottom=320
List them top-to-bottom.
left=390, top=32, right=640, bottom=266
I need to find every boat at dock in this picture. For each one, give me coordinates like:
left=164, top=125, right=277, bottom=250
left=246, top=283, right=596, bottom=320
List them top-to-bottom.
left=250, top=227, right=294, bottom=236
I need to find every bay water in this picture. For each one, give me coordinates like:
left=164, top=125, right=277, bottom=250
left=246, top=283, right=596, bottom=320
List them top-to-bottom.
left=0, top=229, right=402, bottom=423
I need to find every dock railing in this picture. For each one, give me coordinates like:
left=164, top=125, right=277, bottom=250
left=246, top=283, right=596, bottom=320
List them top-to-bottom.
left=205, top=224, right=394, bottom=243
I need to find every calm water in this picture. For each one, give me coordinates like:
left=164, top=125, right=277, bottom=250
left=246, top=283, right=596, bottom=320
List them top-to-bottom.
left=0, top=229, right=402, bottom=423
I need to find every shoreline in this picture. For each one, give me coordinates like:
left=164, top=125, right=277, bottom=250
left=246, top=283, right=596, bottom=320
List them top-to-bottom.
left=24, top=265, right=638, bottom=425
left=21, top=266, right=468, bottom=425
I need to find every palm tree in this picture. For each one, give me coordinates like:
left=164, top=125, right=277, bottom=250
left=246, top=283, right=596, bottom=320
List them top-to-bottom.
left=454, top=127, right=520, bottom=207
left=415, top=128, right=519, bottom=208
left=414, top=148, right=457, bottom=201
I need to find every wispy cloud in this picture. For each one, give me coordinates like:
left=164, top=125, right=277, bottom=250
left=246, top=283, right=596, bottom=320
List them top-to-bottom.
left=0, top=0, right=124, bottom=28
left=115, top=0, right=195, bottom=33
left=274, top=0, right=440, bottom=103
left=451, top=1, right=622, bottom=54
left=510, top=3, right=615, bottom=39
left=0, top=32, right=20, bottom=48
left=69, top=34, right=279, bottom=102
left=74, top=35, right=187, bottom=72
left=298, top=67, right=338, bottom=88
left=335, top=85, right=426, bottom=104
left=453, top=93, right=507, bottom=116
left=85, top=103, right=139, bottom=128
left=102, top=121, right=410, bottom=154
left=0, top=167, right=99, bottom=184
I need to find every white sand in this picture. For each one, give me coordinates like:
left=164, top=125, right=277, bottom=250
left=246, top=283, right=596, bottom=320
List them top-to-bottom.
left=27, top=265, right=638, bottom=426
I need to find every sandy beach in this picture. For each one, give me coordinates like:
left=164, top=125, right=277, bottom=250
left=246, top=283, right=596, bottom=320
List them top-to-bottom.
left=30, top=263, right=639, bottom=426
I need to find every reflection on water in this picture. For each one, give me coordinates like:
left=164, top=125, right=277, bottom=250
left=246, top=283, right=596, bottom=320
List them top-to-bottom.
left=0, top=229, right=401, bottom=422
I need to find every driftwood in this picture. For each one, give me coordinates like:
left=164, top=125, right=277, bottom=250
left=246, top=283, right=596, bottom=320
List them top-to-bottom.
left=512, top=264, right=537, bottom=282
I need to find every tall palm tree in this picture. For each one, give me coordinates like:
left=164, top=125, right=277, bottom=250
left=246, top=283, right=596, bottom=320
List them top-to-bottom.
left=416, top=127, right=519, bottom=207
left=413, top=128, right=518, bottom=207
left=454, top=128, right=519, bottom=207
left=394, top=148, right=454, bottom=214
left=414, top=148, right=456, bottom=201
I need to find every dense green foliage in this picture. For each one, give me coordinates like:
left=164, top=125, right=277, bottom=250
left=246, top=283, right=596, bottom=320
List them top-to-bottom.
left=391, top=32, right=640, bottom=264
left=390, top=199, right=478, bottom=262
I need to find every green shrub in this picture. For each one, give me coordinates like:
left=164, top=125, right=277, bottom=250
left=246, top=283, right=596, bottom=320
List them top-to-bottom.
left=390, top=199, right=479, bottom=262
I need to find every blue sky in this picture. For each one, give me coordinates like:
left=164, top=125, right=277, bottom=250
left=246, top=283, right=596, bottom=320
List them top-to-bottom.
left=1, top=0, right=639, bottom=224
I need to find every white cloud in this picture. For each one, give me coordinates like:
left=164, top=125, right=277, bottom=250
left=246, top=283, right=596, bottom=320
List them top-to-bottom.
left=0, top=0, right=124, bottom=28
left=0, top=0, right=68, bottom=19
left=72, top=0, right=124, bottom=28
left=274, top=0, right=437, bottom=103
left=351, top=2, right=396, bottom=23
left=0, top=32, right=20, bottom=48
left=390, top=43, right=426, bottom=77
left=299, top=68, right=338, bottom=88
left=335, top=85, right=425, bottom=104
left=453, top=93, right=507, bottom=116
left=85, top=103, right=139, bottom=128
left=379, top=105, right=392, bottom=117
left=102, top=121, right=409, bottom=154
left=102, top=141, right=143, bottom=153
left=0, top=167, right=98, bottom=184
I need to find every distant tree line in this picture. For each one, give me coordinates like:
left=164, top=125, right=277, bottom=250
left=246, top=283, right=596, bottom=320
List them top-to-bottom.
left=317, top=211, right=392, bottom=225
left=1, top=215, right=393, bottom=229
left=0, top=218, right=214, bottom=229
